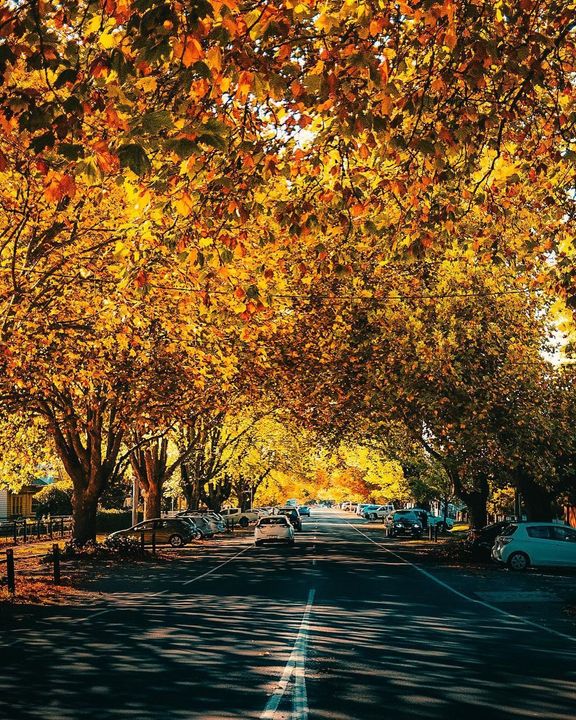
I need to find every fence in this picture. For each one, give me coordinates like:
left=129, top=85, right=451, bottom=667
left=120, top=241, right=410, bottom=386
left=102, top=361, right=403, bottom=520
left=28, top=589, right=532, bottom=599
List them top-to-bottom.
left=0, top=516, right=72, bottom=545
left=0, top=543, right=63, bottom=595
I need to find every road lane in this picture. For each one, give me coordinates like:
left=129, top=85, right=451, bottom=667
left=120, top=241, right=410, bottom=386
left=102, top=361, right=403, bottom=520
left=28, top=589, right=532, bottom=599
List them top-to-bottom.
left=0, top=509, right=574, bottom=720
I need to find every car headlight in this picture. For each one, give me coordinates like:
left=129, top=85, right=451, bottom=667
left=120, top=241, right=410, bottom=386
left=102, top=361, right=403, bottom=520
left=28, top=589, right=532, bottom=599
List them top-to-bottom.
left=413, top=523, right=420, bottom=528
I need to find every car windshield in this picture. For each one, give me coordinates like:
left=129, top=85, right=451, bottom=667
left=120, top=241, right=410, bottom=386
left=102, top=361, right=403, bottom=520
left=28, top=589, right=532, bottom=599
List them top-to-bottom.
left=394, top=511, right=414, bottom=517
left=260, top=517, right=288, bottom=525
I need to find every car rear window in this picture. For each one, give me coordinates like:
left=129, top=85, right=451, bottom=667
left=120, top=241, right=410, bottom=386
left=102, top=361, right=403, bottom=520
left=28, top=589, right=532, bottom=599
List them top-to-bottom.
left=260, top=517, right=288, bottom=525
left=500, top=524, right=518, bottom=536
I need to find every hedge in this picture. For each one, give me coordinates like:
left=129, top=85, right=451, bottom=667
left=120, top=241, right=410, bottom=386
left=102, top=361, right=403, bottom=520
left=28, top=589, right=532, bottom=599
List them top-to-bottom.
left=96, top=509, right=143, bottom=532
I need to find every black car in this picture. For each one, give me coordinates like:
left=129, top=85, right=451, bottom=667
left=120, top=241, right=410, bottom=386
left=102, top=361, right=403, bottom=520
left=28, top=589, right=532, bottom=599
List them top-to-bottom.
left=276, top=507, right=302, bottom=531
left=385, top=511, right=423, bottom=538
left=467, top=521, right=512, bottom=557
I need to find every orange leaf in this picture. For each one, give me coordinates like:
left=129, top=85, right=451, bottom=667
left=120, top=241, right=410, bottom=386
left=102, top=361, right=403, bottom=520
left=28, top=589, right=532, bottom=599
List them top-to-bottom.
left=44, top=172, right=76, bottom=203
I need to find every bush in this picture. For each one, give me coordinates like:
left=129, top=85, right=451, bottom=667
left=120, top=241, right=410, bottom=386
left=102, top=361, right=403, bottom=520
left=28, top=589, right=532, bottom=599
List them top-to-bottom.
left=34, top=483, right=72, bottom=517
left=96, top=508, right=142, bottom=532
left=45, top=538, right=150, bottom=562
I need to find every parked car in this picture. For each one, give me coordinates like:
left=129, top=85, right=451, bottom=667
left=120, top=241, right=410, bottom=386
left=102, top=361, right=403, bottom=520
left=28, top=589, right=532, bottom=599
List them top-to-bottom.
left=356, top=503, right=374, bottom=516
left=363, top=504, right=395, bottom=520
left=299, top=505, right=311, bottom=517
left=275, top=507, right=303, bottom=531
left=219, top=508, right=260, bottom=527
left=384, top=510, right=423, bottom=538
left=176, top=512, right=221, bottom=535
left=254, top=516, right=295, bottom=546
left=108, top=518, right=193, bottom=547
left=467, top=521, right=512, bottom=557
left=492, top=522, right=576, bottom=570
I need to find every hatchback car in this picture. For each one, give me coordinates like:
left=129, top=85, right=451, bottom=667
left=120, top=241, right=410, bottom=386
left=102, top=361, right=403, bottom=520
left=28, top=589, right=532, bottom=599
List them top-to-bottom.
left=299, top=505, right=311, bottom=517
left=254, top=516, right=295, bottom=546
left=108, top=518, right=193, bottom=547
left=492, top=522, right=576, bottom=570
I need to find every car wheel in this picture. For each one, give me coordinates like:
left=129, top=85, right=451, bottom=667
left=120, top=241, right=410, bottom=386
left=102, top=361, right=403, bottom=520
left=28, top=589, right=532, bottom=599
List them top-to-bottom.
left=239, top=517, right=249, bottom=528
left=169, top=534, right=184, bottom=547
left=507, top=551, right=530, bottom=571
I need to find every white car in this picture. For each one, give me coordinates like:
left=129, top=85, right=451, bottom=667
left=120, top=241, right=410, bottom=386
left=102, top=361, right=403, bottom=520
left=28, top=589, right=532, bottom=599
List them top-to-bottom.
left=363, top=504, right=395, bottom=520
left=220, top=507, right=260, bottom=527
left=177, top=512, right=223, bottom=535
left=254, top=516, right=295, bottom=546
left=492, top=522, right=576, bottom=570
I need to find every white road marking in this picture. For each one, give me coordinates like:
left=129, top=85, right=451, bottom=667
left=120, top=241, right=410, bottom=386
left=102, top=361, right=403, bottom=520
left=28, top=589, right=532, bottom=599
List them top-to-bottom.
left=348, top=522, right=576, bottom=644
left=74, top=543, right=253, bottom=623
left=182, top=545, right=252, bottom=585
left=261, top=588, right=316, bottom=720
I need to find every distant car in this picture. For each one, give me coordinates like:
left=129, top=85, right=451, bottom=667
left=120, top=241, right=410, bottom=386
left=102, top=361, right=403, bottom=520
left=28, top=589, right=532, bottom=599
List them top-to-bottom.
left=356, top=503, right=374, bottom=516
left=363, top=504, right=395, bottom=520
left=299, top=505, right=311, bottom=517
left=275, top=507, right=302, bottom=531
left=219, top=508, right=260, bottom=527
left=384, top=511, right=423, bottom=538
left=177, top=512, right=222, bottom=535
left=254, top=516, right=295, bottom=546
left=108, top=518, right=193, bottom=547
left=467, top=521, right=511, bottom=557
left=492, top=522, right=576, bottom=570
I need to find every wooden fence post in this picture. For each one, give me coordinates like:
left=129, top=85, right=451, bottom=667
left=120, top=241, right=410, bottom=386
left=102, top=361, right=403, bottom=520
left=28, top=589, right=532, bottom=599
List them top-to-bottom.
left=23, top=521, right=27, bottom=543
left=152, top=532, right=156, bottom=555
left=53, top=544, right=61, bottom=584
left=6, top=549, right=15, bottom=594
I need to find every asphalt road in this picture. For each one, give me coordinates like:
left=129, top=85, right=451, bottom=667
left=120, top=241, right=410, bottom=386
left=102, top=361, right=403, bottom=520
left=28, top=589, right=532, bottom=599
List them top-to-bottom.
left=1, top=509, right=575, bottom=720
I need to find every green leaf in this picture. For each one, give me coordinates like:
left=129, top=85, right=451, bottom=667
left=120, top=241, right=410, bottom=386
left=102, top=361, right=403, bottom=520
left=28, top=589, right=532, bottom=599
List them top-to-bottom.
left=54, top=68, right=78, bottom=89
left=137, top=109, right=174, bottom=134
left=197, top=133, right=227, bottom=150
left=164, top=138, right=199, bottom=159
left=58, top=143, right=85, bottom=160
left=118, top=144, right=151, bottom=175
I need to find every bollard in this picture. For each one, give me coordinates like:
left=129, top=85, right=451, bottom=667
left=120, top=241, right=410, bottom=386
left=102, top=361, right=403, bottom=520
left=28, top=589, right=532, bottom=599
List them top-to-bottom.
left=23, top=520, right=27, bottom=543
left=140, top=531, right=145, bottom=556
left=152, top=532, right=156, bottom=555
left=53, top=544, right=61, bottom=584
left=6, top=549, right=15, bottom=594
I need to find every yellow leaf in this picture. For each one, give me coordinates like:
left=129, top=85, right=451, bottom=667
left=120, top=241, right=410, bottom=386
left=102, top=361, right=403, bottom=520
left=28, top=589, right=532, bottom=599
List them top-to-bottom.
left=206, top=46, right=222, bottom=73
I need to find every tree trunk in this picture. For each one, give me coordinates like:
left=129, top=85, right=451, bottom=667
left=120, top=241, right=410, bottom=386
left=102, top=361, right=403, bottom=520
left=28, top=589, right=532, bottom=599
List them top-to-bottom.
left=130, top=437, right=169, bottom=521
left=181, top=462, right=201, bottom=510
left=451, top=470, right=489, bottom=530
left=519, top=477, right=554, bottom=522
left=143, top=484, right=162, bottom=519
left=71, top=491, right=99, bottom=545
